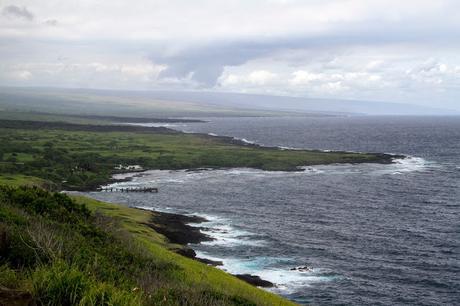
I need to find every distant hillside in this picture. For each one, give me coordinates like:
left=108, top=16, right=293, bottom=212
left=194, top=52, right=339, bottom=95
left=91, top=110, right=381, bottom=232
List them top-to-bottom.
left=0, top=86, right=455, bottom=117
left=0, top=87, right=303, bottom=118
left=133, top=90, right=455, bottom=116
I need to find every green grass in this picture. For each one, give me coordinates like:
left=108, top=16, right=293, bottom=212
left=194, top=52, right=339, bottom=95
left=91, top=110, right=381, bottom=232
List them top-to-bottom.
left=0, top=119, right=390, bottom=190
left=0, top=174, right=49, bottom=188
left=0, top=186, right=296, bottom=305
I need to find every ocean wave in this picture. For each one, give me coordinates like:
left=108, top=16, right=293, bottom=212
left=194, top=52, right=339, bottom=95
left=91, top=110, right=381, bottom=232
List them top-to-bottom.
left=124, top=122, right=185, bottom=128
left=240, top=138, right=256, bottom=144
left=308, top=155, right=438, bottom=176
left=384, top=156, right=436, bottom=175
left=298, top=166, right=325, bottom=174
left=134, top=205, right=173, bottom=213
left=187, top=214, right=267, bottom=247
left=194, top=251, right=337, bottom=292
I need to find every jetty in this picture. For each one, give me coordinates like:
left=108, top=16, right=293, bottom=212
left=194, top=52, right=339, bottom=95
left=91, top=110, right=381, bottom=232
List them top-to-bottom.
left=98, top=187, right=158, bottom=193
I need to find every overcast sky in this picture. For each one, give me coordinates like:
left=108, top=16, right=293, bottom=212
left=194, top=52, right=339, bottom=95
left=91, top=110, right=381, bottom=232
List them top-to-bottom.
left=1, top=0, right=459, bottom=110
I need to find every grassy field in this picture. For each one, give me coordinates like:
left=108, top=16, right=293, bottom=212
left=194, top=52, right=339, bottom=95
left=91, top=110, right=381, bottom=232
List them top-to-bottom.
left=0, top=119, right=393, bottom=190
left=0, top=185, right=296, bottom=305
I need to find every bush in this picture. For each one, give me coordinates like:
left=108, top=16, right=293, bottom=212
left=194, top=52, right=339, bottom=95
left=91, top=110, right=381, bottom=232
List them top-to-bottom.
left=0, top=185, right=90, bottom=223
left=32, top=261, right=140, bottom=306
left=0, top=264, right=20, bottom=288
left=79, top=283, right=141, bottom=306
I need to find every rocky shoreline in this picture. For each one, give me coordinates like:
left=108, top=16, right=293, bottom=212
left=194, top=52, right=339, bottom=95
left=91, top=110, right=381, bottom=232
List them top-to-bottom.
left=142, top=208, right=275, bottom=288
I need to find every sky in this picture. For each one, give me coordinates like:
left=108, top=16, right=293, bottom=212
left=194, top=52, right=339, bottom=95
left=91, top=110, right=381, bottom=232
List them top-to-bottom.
left=0, top=0, right=459, bottom=110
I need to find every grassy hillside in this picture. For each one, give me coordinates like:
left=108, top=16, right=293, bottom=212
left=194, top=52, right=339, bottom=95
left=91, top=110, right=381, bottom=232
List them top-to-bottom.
left=0, top=87, right=294, bottom=118
left=0, top=119, right=394, bottom=191
left=0, top=185, right=296, bottom=305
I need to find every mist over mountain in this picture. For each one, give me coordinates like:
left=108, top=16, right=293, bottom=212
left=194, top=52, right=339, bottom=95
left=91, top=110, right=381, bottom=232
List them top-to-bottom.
left=0, top=87, right=454, bottom=117
left=132, top=90, right=455, bottom=116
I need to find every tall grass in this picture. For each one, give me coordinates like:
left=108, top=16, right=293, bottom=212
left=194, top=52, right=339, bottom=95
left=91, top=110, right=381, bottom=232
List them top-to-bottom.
left=0, top=186, right=297, bottom=305
left=32, top=261, right=141, bottom=306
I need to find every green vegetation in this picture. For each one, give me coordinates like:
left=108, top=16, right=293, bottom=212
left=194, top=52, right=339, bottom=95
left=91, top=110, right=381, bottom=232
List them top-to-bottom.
left=0, top=113, right=397, bottom=305
left=0, top=119, right=392, bottom=190
left=0, top=186, right=296, bottom=305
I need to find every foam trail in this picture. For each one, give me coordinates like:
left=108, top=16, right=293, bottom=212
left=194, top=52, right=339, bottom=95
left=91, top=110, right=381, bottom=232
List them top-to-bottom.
left=123, top=122, right=185, bottom=128
left=240, top=138, right=255, bottom=144
left=388, top=156, right=433, bottom=174
left=134, top=205, right=173, bottom=213
left=188, top=214, right=266, bottom=247
left=194, top=251, right=336, bottom=292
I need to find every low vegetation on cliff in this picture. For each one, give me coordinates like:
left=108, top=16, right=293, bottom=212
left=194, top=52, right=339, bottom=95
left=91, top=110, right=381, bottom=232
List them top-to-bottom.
left=0, top=186, right=296, bottom=305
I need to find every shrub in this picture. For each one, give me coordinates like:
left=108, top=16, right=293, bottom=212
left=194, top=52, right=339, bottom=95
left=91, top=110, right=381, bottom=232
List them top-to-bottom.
left=0, top=185, right=90, bottom=223
left=32, top=261, right=140, bottom=306
left=32, top=261, right=90, bottom=306
left=0, top=264, right=20, bottom=288
left=79, top=283, right=141, bottom=306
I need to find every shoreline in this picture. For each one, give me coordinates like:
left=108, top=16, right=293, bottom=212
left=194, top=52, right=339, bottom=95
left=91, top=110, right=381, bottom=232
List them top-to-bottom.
left=0, top=118, right=405, bottom=192
left=188, top=131, right=404, bottom=165
left=104, top=153, right=408, bottom=190
left=139, top=207, right=275, bottom=288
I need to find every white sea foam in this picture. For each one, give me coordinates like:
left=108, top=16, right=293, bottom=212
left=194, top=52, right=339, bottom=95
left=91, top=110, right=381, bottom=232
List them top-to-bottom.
left=123, top=122, right=185, bottom=128
left=239, top=138, right=255, bottom=144
left=278, top=146, right=301, bottom=150
left=384, top=156, right=434, bottom=175
left=298, top=166, right=325, bottom=174
left=111, top=172, right=138, bottom=180
left=134, top=205, right=173, bottom=213
left=187, top=214, right=266, bottom=247
left=194, top=251, right=336, bottom=292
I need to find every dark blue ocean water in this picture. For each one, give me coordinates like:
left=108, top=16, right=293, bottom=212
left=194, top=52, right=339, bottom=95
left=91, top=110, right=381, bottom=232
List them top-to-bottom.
left=84, top=116, right=460, bottom=305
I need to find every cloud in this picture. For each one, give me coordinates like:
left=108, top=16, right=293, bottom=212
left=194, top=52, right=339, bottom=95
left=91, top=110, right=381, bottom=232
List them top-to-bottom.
left=0, top=1, right=459, bottom=109
left=2, top=5, right=34, bottom=21
left=43, top=19, right=58, bottom=26
left=154, top=41, right=273, bottom=86
left=0, top=59, right=167, bottom=89
left=405, top=59, right=456, bottom=85
left=13, top=70, right=32, bottom=80
left=219, top=70, right=278, bottom=88
left=290, top=71, right=325, bottom=85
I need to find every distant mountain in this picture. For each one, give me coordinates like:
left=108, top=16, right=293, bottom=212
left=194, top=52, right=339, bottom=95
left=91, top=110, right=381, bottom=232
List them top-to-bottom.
left=0, top=86, right=456, bottom=117
left=135, top=90, right=456, bottom=116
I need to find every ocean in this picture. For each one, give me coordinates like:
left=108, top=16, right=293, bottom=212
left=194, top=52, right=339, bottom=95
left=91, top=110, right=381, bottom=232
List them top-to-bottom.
left=83, top=116, right=460, bottom=305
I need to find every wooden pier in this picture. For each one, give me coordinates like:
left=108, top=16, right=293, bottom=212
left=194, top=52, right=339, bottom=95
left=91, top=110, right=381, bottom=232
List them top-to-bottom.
left=98, top=187, right=158, bottom=193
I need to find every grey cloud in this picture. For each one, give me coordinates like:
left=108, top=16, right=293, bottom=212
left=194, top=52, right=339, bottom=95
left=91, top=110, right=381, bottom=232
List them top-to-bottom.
left=2, top=5, right=34, bottom=21
left=152, top=18, right=460, bottom=86
left=44, top=19, right=58, bottom=26
left=154, top=41, right=272, bottom=86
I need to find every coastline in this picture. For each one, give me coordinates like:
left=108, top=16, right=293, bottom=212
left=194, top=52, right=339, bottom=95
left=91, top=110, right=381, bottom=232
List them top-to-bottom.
left=0, top=118, right=405, bottom=193
left=185, top=132, right=404, bottom=165
left=86, top=153, right=420, bottom=292
left=140, top=207, right=275, bottom=288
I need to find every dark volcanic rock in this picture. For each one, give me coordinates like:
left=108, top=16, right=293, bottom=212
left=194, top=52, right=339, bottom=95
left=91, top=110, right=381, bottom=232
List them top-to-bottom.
left=146, top=211, right=213, bottom=245
left=174, top=247, right=196, bottom=258
left=196, top=257, right=223, bottom=266
left=290, top=265, right=312, bottom=272
left=234, top=274, right=274, bottom=288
